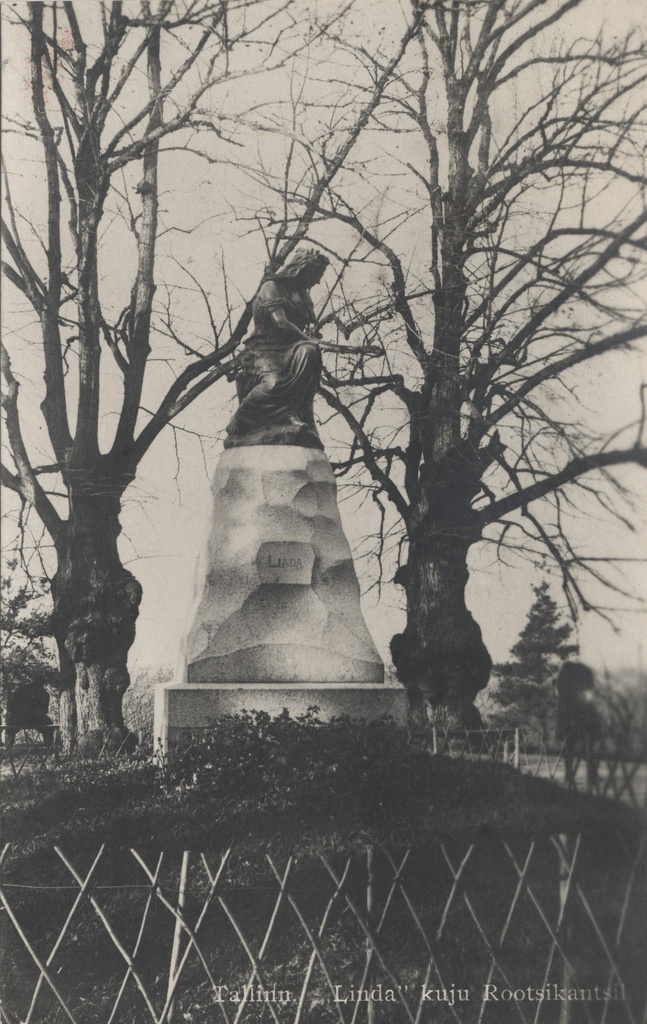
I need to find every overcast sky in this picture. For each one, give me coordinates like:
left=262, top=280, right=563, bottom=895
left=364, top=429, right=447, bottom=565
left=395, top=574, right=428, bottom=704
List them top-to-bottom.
left=2, top=0, right=646, bottom=682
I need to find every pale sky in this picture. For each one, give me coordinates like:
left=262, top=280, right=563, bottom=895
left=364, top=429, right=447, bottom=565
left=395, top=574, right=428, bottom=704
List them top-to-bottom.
left=1, top=0, right=646, bottom=683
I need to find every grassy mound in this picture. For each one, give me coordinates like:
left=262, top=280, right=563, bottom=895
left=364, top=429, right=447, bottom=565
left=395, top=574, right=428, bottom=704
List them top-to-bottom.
left=2, top=712, right=640, bottom=867
left=2, top=715, right=645, bottom=1024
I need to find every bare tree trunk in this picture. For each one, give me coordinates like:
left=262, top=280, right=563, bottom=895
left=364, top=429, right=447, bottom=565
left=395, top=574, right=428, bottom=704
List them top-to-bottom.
left=391, top=481, right=491, bottom=727
left=51, top=486, right=141, bottom=754
left=54, top=637, right=77, bottom=754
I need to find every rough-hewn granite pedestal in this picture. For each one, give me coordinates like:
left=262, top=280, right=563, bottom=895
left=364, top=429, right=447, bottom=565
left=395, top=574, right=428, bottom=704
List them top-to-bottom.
left=155, top=445, right=407, bottom=749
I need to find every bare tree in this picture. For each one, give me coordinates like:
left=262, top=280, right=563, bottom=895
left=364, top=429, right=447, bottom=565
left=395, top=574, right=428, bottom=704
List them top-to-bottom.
left=1, top=0, right=423, bottom=747
left=1, top=0, right=264, bottom=748
left=252, top=0, right=647, bottom=724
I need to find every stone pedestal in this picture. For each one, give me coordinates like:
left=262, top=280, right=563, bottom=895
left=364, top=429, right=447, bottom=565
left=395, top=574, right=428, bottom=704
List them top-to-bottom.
left=155, top=446, right=407, bottom=747
left=155, top=682, right=408, bottom=747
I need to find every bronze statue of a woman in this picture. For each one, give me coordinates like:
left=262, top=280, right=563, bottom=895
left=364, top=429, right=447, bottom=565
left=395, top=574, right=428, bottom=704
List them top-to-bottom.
left=225, top=249, right=330, bottom=449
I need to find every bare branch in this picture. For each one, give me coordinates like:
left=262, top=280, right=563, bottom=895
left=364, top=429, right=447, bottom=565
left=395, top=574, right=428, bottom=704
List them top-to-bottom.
left=1, top=343, right=62, bottom=540
left=320, top=384, right=410, bottom=524
left=479, top=448, right=647, bottom=527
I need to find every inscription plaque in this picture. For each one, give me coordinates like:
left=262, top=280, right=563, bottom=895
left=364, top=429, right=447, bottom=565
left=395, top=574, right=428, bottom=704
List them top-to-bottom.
left=256, top=542, right=315, bottom=585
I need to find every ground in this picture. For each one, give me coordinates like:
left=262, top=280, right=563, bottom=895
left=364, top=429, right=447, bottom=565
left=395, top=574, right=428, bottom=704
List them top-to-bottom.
left=2, top=713, right=641, bottom=866
left=2, top=717, right=645, bottom=1024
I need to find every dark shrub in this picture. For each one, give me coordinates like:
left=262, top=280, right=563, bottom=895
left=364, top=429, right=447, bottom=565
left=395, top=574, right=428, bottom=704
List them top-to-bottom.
left=161, top=707, right=412, bottom=814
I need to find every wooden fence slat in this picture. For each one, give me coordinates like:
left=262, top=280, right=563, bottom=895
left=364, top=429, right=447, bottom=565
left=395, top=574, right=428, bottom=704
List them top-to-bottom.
left=601, top=833, right=647, bottom=1024
left=527, top=834, right=578, bottom=1014
left=504, top=836, right=595, bottom=1024
left=392, top=842, right=475, bottom=1024
left=475, top=843, right=537, bottom=1024
left=499, top=843, right=536, bottom=946
left=24, top=844, right=106, bottom=1024
left=437, top=844, right=474, bottom=941
left=441, top=845, right=529, bottom=1024
left=55, top=847, right=161, bottom=1023
left=130, top=848, right=222, bottom=1008
left=365, top=848, right=375, bottom=1024
left=166, top=850, right=190, bottom=1024
left=350, top=850, right=410, bottom=1024
left=157, top=851, right=233, bottom=1024
left=107, top=852, right=164, bottom=1024
left=379, top=853, right=463, bottom=1024
left=267, top=855, right=349, bottom=1024
left=320, top=855, right=417, bottom=1024
left=292, top=856, right=353, bottom=1024
left=230, top=858, right=294, bottom=1024
left=258, top=859, right=293, bottom=959
left=574, top=882, right=636, bottom=1024
left=0, top=886, right=80, bottom=1024
left=216, top=897, right=284, bottom=1024
left=0, top=997, right=21, bottom=1024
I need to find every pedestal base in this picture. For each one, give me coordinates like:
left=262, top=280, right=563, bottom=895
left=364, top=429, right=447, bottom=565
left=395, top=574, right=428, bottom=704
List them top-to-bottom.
left=184, top=446, right=384, bottom=685
left=154, top=682, right=409, bottom=750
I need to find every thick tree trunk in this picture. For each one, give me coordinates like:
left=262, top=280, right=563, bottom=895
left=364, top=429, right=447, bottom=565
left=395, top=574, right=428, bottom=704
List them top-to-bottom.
left=391, top=68, right=491, bottom=730
left=391, top=479, right=491, bottom=728
left=51, top=486, right=142, bottom=753
left=54, top=637, right=77, bottom=754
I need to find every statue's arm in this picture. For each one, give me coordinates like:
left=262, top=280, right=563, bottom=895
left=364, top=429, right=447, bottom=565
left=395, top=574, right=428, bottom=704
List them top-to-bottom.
left=259, top=281, right=312, bottom=341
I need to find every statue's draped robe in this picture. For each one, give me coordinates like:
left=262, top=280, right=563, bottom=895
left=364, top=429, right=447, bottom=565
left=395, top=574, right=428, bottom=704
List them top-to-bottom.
left=226, top=280, right=322, bottom=448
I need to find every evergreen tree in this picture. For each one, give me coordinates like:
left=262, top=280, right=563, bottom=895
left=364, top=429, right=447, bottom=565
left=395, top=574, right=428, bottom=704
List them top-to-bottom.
left=492, top=581, right=579, bottom=737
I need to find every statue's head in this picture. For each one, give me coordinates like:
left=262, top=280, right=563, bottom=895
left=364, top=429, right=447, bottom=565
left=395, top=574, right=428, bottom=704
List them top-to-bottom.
left=271, top=248, right=330, bottom=286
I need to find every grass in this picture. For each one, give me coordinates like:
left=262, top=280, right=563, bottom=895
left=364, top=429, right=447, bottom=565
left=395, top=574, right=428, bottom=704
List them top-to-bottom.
left=2, top=712, right=642, bottom=868
left=1, top=715, right=645, bottom=1024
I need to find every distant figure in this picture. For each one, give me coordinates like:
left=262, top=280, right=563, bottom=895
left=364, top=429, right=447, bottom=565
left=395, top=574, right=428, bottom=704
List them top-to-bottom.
left=555, top=662, right=602, bottom=788
left=2, top=681, right=56, bottom=750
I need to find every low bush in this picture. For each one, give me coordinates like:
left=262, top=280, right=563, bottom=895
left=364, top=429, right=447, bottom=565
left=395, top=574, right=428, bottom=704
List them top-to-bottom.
left=162, top=706, right=411, bottom=806
left=3, top=708, right=640, bottom=872
left=2, top=711, right=644, bottom=1023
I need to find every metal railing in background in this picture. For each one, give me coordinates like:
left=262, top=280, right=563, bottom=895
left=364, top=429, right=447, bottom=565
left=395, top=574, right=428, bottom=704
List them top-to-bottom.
left=424, top=728, right=647, bottom=809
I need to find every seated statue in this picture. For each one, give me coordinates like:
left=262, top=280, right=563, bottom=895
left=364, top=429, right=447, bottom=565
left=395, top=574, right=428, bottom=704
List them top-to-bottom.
left=225, top=249, right=330, bottom=449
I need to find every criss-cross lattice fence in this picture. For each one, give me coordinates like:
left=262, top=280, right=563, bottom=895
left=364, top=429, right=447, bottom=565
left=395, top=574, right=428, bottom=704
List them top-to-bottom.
left=0, top=727, right=143, bottom=779
left=428, top=728, right=520, bottom=765
left=427, top=729, right=647, bottom=809
left=513, top=736, right=647, bottom=810
left=1, top=833, right=645, bottom=1024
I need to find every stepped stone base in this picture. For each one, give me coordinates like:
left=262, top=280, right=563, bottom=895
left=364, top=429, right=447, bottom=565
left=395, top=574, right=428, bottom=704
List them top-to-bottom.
left=156, top=444, right=404, bottom=752
left=183, top=445, right=384, bottom=684
left=155, top=683, right=409, bottom=750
